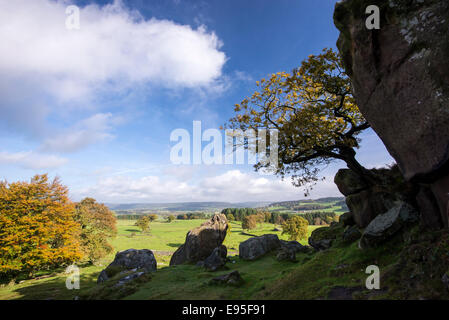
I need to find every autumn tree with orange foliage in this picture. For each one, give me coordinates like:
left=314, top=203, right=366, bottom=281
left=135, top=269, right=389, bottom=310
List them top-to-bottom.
left=0, top=175, right=82, bottom=279
left=75, top=198, right=117, bottom=264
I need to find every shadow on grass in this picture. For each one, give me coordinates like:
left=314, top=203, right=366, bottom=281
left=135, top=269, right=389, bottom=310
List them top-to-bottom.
left=167, top=243, right=182, bottom=248
left=9, top=269, right=100, bottom=300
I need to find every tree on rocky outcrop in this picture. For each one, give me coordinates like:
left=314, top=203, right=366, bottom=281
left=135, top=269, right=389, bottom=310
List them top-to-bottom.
left=225, top=48, right=373, bottom=194
left=75, top=198, right=117, bottom=263
left=135, top=216, right=151, bottom=233
left=282, top=216, right=308, bottom=241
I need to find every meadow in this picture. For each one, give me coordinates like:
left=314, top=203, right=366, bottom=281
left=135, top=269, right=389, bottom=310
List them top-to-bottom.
left=0, top=218, right=320, bottom=300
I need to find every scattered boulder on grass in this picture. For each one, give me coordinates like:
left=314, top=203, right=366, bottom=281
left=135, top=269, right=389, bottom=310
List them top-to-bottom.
left=360, top=202, right=419, bottom=249
left=170, top=214, right=228, bottom=266
left=308, top=224, right=344, bottom=251
left=239, top=234, right=281, bottom=260
left=280, top=240, right=310, bottom=253
left=203, top=245, right=227, bottom=272
left=276, top=246, right=296, bottom=262
left=97, top=249, right=157, bottom=284
left=209, top=271, right=243, bottom=287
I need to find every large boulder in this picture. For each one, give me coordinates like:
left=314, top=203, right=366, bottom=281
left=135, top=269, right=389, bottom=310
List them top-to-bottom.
left=334, top=0, right=449, bottom=228
left=334, top=169, right=369, bottom=196
left=345, top=189, right=396, bottom=228
left=360, top=202, right=419, bottom=249
left=170, top=214, right=228, bottom=266
left=308, top=225, right=344, bottom=251
left=239, top=234, right=281, bottom=260
left=203, top=245, right=227, bottom=272
left=97, top=249, right=157, bottom=284
left=209, top=271, right=244, bottom=287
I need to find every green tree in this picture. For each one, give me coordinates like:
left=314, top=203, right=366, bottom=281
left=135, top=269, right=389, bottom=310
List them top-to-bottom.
left=225, top=48, right=373, bottom=194
left=75, top=198, right=117, bottom=263
left=227, top=213, right=235, bottom=221
left=148, top=214, right=158, bottom=222
left=166, top=215, right=175, bottom=223
left=242, top=215, right=257, bottom=231
left=135, top=216, right=151, bottom=233
left=282, top=216, right=309, bottom=241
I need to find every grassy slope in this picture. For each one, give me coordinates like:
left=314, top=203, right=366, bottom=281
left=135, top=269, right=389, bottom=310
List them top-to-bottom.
left=0, top=219, right=319, bottom=300
left=125, top=232, right=402, bottom=300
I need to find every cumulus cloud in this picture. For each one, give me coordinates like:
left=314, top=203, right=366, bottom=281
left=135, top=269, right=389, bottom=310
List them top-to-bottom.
left=0, top=0, right=227, bottom=147
left=0, top=0, right=226, bottom=94
left=0, top=151, right=68, bottom=170
left=73, top=169, right=341, bottom=203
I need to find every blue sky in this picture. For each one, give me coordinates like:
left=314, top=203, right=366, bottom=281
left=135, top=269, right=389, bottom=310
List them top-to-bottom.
left=0, top=0, right=394, bottom=203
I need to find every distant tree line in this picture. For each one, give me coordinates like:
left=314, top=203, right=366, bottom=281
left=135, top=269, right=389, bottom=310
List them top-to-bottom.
left=221, top=208, right=338, bottom=226
left=221, top=208, right=259, bottom=221
left=176, top=212, right=208, bottom=220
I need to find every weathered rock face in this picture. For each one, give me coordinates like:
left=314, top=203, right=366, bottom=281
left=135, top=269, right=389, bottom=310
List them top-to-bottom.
left=334, top=0, right=449, bottom=228
left=334, top=168, right=397, bottom=228
left=334, top=169, right=369, bottom=196
left=345, top=189, right=396, bottom=228
left=360, top=202, right=419, bottom=248
left=339, top=211, right=355, bottom=227
left=170, top=214, right=228, bottom=266
left=342, top=225, right=362, bottom=243
left=239, top=234, right=281, bottom=260
left=203, top=245, right=227, bottom=272
left=97, top=249, right=157, bottom=284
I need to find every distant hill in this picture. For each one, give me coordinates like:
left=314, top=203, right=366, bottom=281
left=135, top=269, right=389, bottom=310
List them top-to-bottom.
left=267, top=197, right=344, bottom=208
left=106, top=201, right=272, bottom=213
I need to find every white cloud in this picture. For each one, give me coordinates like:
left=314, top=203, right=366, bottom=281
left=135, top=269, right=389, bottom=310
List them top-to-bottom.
left=0, top=0, right=227, bottom=146
left=0, top=0, right=226, bottom=97
left=40, top=113, right=122, bottom=153
left=0, top=151, right=68, bottom=170
left=73, top=169, right=342, bottom=203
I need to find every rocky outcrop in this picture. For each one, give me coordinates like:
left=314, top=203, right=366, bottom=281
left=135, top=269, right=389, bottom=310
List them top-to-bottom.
left=334, top=0, right=449, bottom=229
left=335, top=168, right=400, bottom=228
left=334, top=169, right=368, bottom=196
left=345, top=189, right=396, bottom=228
left=360, top=202, right=419, bottom=248
left=339, top=212, right=355, bottom=227
left=170, top=214, right=228, bottom=266
left=342, top=225, right=361, bottom=243
left=239, top=234, right=281, bottom=260
left=203, top=245, right=227, bottom=271
left=97, top=249, right=157, bottom=284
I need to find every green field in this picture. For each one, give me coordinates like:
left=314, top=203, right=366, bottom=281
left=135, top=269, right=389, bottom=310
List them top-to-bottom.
left=0, top=219, right=320, bottom=300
